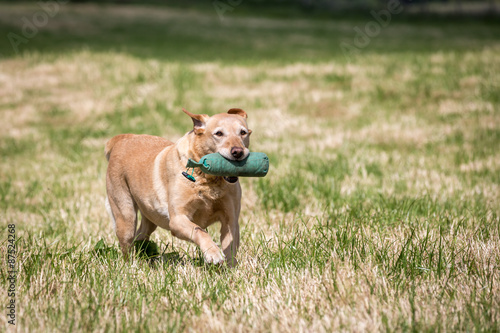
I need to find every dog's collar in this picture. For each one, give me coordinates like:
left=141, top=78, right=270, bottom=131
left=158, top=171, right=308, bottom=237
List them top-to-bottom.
left=182, top=169, right=238, bottom=184
left=182, top=170, right=196, bottom=182
left=224, top=176, right=238, bottom=183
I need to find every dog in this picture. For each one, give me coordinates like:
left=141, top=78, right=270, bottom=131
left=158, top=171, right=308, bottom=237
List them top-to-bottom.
left=104, top=108, right=251, bottom=266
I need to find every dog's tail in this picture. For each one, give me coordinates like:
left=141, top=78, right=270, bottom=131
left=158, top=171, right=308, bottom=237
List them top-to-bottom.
left=105, top=135, right=122, bottom=161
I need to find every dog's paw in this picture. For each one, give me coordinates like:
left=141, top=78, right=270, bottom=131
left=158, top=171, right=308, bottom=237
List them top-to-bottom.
left=203, top=246, right=225, bottom=265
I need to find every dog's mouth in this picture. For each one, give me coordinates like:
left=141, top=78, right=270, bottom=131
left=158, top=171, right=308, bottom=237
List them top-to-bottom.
left=219, top=149, right=249, bottom=162
left=224, top=176, right=239, bottom=183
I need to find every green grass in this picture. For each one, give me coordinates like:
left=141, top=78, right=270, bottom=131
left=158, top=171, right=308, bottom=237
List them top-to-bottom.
left=1, top=3, right=499, bottom=332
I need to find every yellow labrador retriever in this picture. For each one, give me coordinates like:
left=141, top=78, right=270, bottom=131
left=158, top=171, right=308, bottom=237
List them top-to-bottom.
left=105, top=108, right=251, bottom=266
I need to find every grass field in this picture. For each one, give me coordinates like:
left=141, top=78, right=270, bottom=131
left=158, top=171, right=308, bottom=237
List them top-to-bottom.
left=1, top=3, right=499, bottom=332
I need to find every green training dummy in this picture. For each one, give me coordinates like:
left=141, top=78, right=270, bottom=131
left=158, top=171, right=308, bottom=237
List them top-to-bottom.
left=183, top=152, right=269, bottom=181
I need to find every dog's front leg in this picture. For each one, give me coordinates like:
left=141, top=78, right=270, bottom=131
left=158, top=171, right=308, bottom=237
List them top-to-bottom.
left=220, top=213, right=240, bottom=267
left=169, top=215, right=225, bottom=264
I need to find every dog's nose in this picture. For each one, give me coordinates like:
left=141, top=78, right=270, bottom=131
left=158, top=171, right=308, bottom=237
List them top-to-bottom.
left=231, top=147, right=244, bottom=159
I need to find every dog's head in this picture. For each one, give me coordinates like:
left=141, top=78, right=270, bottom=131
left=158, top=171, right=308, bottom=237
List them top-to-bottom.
left=183, top=108, right=252, bottom=161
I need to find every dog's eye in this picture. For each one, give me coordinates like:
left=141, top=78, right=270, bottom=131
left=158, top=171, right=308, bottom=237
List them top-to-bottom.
left=240, top=130, right=247, bottom=136
left=214, top=131, right=224, bottom=137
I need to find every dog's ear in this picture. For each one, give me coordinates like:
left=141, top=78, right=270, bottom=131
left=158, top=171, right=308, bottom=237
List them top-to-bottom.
left=183, top=108, right=209, bottom=135
left=227, top=108, right=247, bottom=119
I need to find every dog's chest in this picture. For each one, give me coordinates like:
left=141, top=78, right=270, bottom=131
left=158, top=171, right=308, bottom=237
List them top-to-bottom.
left=190, top=182, right=236, bottom=220
left=195, top=185, right=225, bottom=202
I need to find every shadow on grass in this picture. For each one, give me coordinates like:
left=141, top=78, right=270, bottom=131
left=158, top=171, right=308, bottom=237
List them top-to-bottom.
left=92, top=238, right=211, bottom=268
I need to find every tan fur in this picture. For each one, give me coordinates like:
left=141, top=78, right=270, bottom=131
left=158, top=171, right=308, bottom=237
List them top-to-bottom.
left=105, top=109, right=252, bottom=266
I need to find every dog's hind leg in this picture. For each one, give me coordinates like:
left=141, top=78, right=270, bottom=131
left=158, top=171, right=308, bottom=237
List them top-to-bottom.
left=106, top=192, right=138, bottom=259
left=135, top=214, right=157, bottom=241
